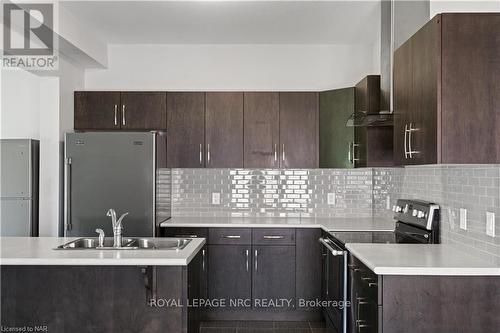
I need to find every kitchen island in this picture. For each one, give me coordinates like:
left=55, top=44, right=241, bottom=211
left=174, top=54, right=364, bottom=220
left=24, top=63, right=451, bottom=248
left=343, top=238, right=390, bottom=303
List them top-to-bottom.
left=0, top=237, right=206, bottom=333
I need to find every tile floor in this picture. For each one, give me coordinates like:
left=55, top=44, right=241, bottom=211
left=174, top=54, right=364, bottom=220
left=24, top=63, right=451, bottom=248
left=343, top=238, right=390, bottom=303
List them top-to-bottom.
left=199, top=321, right=329, bottom=333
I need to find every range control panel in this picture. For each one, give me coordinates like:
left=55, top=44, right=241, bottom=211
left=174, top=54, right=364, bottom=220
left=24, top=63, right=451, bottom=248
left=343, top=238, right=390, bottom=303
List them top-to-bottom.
left=392, top=199, right=439, bottom=230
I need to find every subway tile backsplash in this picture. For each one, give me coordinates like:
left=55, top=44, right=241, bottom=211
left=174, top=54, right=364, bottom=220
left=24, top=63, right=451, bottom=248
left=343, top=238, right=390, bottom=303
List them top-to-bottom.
left=159, top=165, right=500, bottom=263
left=374, top=165, right=500, bottom=264
left=169, top=168, right=373, bottom=218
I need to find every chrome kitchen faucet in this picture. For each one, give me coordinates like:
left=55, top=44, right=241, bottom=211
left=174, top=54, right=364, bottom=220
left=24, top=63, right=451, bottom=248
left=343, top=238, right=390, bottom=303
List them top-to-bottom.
left=106, top=209, right=129, bottom=247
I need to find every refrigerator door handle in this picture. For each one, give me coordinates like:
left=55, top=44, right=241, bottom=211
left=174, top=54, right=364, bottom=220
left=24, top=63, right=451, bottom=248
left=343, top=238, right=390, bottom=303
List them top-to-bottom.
left=64, top=157, right=72, bottom=233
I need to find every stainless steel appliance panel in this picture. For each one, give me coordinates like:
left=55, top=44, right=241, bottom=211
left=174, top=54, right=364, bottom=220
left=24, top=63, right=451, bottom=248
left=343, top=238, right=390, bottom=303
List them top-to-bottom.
left=65, top=132, right=155, bottom=237
left=0, top=139, right=32, bottom=198
left=0, top=199, right=32, bottom=236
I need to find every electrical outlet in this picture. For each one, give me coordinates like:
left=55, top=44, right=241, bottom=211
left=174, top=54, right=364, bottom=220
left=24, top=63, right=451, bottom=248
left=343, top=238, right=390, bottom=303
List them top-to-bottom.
left=211, top=192, right=221, bottom=205
left=327, top=193, right=336, bottom=205
left=386, top=195, right=391, bottom=210
left=460, top=208, right=467, bottom=230
left=486, top=212, right=495, bottom=237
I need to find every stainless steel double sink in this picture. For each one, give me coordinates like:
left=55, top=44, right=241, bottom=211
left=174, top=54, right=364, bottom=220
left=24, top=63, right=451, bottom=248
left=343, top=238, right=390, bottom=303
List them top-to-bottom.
left=54, top=238, right=192, bottom=250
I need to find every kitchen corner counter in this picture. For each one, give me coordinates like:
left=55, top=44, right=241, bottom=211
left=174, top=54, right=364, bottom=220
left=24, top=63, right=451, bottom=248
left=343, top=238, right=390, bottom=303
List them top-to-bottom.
left=160, top=216, right=395, bottom=232
left=0, top=237, right=205, bottom=266
left=346, top=243, right=500, bottom=276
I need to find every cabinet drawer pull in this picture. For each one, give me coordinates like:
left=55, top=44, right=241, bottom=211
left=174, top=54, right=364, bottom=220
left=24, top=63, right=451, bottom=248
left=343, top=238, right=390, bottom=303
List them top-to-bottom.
left=174, top=234, right=198, bottom=238
left=222, top=235, right=241, bottom=239
left=263, top=235, right=284, bottom=239
left=202, top=249, right=206, bottom=271
left=245, top=249, right=249, bottom=272
left=254, top=249, right=258, bottom=271
left=368, top=282, right=378, bottom=288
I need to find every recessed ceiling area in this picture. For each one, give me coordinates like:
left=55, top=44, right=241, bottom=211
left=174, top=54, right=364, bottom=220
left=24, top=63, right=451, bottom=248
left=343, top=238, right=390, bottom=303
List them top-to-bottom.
left=61, top=1, right=381, bottom=45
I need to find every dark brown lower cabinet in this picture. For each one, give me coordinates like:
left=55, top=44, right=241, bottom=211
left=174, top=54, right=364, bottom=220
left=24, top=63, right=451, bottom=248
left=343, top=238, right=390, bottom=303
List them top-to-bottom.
left=207, top=245, right=252, bottom=305
left=252, top=245, right=296, bottom=309
left=350, top=254, right=500, bottom=333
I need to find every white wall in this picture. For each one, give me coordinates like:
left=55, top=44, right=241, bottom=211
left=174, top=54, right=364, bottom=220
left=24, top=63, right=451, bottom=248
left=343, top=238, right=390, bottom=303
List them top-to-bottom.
left=430, top=0, right=500, bottom=17
left=85, top=44, right=380, bottom=91
left=0, top=57, right=84, bottom=236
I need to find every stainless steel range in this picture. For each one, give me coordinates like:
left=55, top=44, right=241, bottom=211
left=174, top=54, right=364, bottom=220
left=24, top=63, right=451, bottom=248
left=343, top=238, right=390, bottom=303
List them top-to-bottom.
left=319, top=199, right=440, bottom=333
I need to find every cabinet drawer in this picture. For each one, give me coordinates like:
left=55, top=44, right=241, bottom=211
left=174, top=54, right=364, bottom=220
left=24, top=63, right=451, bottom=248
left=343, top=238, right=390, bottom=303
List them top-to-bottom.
left=163, top=227, right=208, bottom=239
left=209, top=228, right=252, bottom=245
left=252, top=228, right=296, bottom=245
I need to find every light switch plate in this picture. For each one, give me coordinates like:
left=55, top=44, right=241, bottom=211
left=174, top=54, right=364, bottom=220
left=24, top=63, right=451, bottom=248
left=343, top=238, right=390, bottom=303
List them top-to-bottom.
left=211, top=192, right=221, bottom=205
left=327, top=193, right=336, bottom=205
left=386, top=195, right=391, bottom=210
left=460, top=208, right=467, bottom=230
left=486, top=212, right=495, bottom=237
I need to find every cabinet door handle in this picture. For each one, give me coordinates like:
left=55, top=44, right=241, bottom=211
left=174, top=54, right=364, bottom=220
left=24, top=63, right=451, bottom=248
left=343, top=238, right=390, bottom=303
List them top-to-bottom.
left=114, top=105, right=118, bottom=126
left=122, top=105, right=126, bottom=126
left=407, top=122, right=419, bottom=158
left=404, top=124, right=409, bottom=159
left=348, top=142, right=353, bottom=164
left=352, top=143, right=360, bottom=163
left=199, top=144, right=203, bottom=165
left=207, top=144, right=210, bottom=165
left=274, top=144, right=278, bottom=164
left=282, top=144, right=285, bottom=163
left=222, top=235, right=241, bottom=239
left=263, top=235, right=284, bottom=239
left=202, top=249, right=206, bottom=271
left=245, top=249, right=249, bottom=272
left=254, top=249, right=258, bottom=271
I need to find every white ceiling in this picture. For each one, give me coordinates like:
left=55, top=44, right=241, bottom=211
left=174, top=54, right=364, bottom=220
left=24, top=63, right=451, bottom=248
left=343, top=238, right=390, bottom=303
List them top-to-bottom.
left=61, top=1, right=381, bottom=45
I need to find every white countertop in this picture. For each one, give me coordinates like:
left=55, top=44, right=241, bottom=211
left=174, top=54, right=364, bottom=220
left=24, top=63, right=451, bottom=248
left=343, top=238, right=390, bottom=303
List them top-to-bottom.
left=160, top=216, right=396, bottom=232
left=0, top=237, right=205, bottom=266
left=346, top=243, right=500, bottom=276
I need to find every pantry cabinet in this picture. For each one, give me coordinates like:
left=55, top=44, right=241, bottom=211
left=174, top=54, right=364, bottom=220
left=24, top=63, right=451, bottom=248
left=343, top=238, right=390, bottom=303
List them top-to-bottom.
left=394, top=13, right=500, bottom=165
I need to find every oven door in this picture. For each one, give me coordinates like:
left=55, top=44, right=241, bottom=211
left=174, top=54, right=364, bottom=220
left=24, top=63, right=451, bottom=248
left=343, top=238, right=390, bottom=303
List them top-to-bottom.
left=394, top=222, right=434, bottom=244
left=320, top=237, right=347, bottom=333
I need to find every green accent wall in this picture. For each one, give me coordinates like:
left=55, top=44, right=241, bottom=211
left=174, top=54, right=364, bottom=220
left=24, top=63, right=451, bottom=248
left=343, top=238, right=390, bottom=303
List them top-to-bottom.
left=319, top=88, right=355, bottom=168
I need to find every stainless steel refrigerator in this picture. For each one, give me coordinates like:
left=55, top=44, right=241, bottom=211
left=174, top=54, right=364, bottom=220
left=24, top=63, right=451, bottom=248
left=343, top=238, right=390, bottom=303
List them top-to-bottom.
left=64, top=132, right=168, bottom=237
left=0, top=139, right=39, bottom=236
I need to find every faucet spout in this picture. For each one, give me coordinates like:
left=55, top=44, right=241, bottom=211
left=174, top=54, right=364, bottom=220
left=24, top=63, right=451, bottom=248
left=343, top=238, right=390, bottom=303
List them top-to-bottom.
left=106, top=209, right=129, bottom=247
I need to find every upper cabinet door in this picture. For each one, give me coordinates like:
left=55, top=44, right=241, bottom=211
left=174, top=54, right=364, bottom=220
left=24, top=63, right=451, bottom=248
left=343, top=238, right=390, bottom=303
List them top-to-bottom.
left=409, top=17, right=439, bottom=165
left=393, top=41, right=413, bottom=166
left=319, top=88, right=355, bottom=169
left=74, top=92, right=121, bottom=130
left=120, top=92, right=167, bottom=130
left=167, top=92, right=206, bottom=168
left=205, top=92, right=244, bottom=168
left=243, top=92, right=279, bottom=168
left=279, top=92, right=318, bottom=168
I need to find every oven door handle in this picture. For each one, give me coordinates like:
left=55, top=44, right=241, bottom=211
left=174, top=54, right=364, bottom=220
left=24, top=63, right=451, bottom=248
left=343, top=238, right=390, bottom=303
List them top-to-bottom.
left=319, top=238, right=344, bottom=256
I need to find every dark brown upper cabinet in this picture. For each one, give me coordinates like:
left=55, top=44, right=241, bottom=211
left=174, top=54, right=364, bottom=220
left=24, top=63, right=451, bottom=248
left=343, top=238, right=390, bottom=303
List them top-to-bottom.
left=394, top=13, right=500, bottom=165
left=354, top=76, right=393, bottom=168
left=74, top=91, right=166, bottom=131
left=74, top=92, right=121, bottom=130
left=120, top=92, right=166, bottom=130
left=166, top=92, right=206, bottom=168
left=205, top=92, right=244, bottom=168
left=243, top=92, right=279, bottom=168
left=279, top=92, right=319, bottom=169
